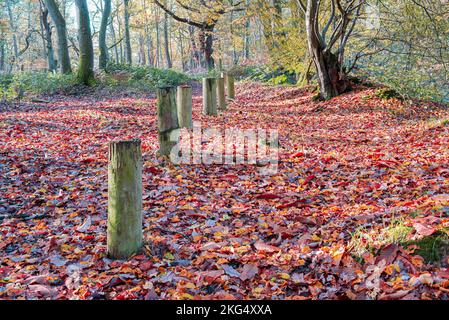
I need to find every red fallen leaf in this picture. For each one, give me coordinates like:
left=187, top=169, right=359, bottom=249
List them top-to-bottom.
left=292, top=152, right=305, bottom=158
left=321, top=156, right=335, bottom=164
left=80, top=157, right=95, bottom=164
left=145, top=166, right=162, bottom=175
left=221, top=174, right=239, bottom=181
left=303, top=175, right=316, bottom=184
left=255, top=193, right=282, bottom=200
left=276, top=199, right=307, bottom=209
left=187, top=212, right=207, bottom=219
left=295, top=216, right=317, bottom=226
left=413, top=223, right=436, bottom=236
left=83, top=235, right=95, bottom=241
left=43, top=236, right=58, bottom=253
left=254, top=241, right=280, bottom=253
left=201, top=242, right=222, bottom=251
left=375, top=244, right=399, bottom=265
left=139, top=261, right=153, bottom=272
left=240, top=264, right=259, bottom=281
left=201, top=270, right=225, bottom=284
left=436, top=270, right=449, bottom=279
left=25, top=275, right=50, bottom=285
left=105, top=276, right=125, bottom=288
left=28, top=284, right=58, bottom=298
left=144, top=287, right=159, bottom=300
left=378, top=290, right=411, bottom=300
left=116, top=292, right=136, bottom=300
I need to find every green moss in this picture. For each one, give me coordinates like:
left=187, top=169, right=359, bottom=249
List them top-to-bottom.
left=375, top=88, right=404, bottom=100
left=311, top=92, right=322, bottom=102
left=403, top=231, right=449, bottom=264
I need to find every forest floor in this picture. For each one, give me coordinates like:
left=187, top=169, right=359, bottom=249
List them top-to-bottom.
left=1, top=82, right=449, bottom=300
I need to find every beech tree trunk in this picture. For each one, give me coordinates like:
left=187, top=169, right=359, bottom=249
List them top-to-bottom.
left=44, top=0, right=72, bottom=73
left=75, top=0, right=94, bottom=85
left=99, top=0, right=111, bottom=69
left=124, top=0, right=132, bottom=64
left=40, top=2, right=57, bottom=72
left=163, top=13, right=172, bottom=68
left=107, top=139, right=143, bottom=260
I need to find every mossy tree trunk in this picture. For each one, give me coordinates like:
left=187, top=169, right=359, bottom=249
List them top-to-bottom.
left=44, top=0, right=72, bottom=74
left=75, top=0, right=94, bottom=85
left=99, top=0, right=111, bottom=70
left=124, top=0, right=132, bottom=64
left=40, top=2, right=57, bottom=72
left=202, top=77, right=217, bottom=116
left=177, top=85, right=192, bottom=129
left=157, top=87, right=179, bottom=156
left=107, top=139, right=143, bottom=260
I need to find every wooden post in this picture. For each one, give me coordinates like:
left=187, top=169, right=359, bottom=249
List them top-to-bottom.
left=226, top=74, right=235, bottom=100
left=202, top=77, right=217, bottom=116
left=217, top=77, right=226, bottom=111
left=177, top=85, right=193, bottom=129
left=157, top=86, right=179, bottom=156
left=107, top=139, right=142, bottom=260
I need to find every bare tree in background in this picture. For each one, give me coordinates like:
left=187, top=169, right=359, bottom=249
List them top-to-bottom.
left=296, top=0, right=365, bottom=100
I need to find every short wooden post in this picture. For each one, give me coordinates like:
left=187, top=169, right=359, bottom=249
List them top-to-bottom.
left=226, top=74, right=235, bottom=100
left=202, top=77, right=217, bottom=116
left=217, top=77, right=226, bottom=111
left=176, top=85, right=193, bottom=129
left=157, top=86, right=179, bottom=156
left=107, top=139, right=142, bottom=260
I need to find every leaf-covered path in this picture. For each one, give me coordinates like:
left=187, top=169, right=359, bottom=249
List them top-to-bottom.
left=1, top=83, right=449, bottom=300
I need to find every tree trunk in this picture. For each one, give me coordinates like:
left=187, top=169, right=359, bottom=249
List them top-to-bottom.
left=6, top=0, right=18, bottom=72
left=44, top=0, right=72, bottom=73
left=75, top=0, right=94, bottom=85
left=99, top=0, right=111, bottom=69
left=124, top=0, right=132, bottom=64
left=305, top=0, right=347, bottom=100
left=243, top=1, right=250, bottom=61
left=40, top=2, right=57, bottom=72
left=155, top=9, right=161, bottom=68
left=109, top=13, right=119, bottom=63
left=163, top=13, right=172, bottom=68
left=116, top=14, right=124, bottom=63
left=188, top=26, right=200, bottom=69
left=203, top=28, right=215, bottom=70
left=178, top=29, right=186, bottom=71
left=146, top=32, right=154, bottom=66
left=138, top=34, right=146, bottom=65
left=0, top=36, right=4, bottom=72
left=107, top=139, right=143, bottom=260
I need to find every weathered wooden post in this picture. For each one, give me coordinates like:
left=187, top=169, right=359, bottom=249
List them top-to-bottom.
left=226, top=74, right=235, bottom=100
left=202, top=77, right=217, bottom=116
left=217, top=77, right=226, bottom=111
left=177, top=85, right=193, bottom=129
left=157, top=86, right=179, bottom=156
left=107, top=139, right=142, bottom=259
